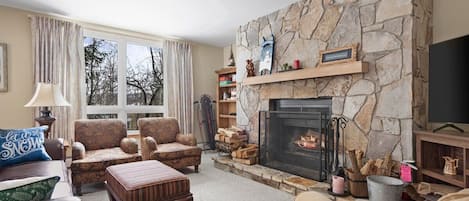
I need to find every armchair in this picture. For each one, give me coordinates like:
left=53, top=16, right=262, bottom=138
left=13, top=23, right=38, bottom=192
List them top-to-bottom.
left=138, top=117, right=202, bottom=172
left=71, top=119, right=141, bottom=195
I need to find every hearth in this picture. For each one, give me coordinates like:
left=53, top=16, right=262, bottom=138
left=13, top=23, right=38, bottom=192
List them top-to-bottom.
left=259, top=98, right=333, bottom=181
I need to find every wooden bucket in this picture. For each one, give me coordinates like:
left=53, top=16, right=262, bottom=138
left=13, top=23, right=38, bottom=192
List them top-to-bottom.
left=346, top=170, right=369, bottom=198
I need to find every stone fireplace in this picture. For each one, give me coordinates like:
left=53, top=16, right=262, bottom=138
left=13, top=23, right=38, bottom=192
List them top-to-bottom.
left=234, top=0, right=433, bottom=162
left=259, top=98, right=332, bottom=181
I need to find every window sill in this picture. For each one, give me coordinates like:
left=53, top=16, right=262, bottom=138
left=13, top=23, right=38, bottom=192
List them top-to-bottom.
left=127, top=130, right=140, bottom=137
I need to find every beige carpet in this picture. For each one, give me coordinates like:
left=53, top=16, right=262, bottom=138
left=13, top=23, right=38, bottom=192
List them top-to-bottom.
left=79, top=152, right=294, bottom=201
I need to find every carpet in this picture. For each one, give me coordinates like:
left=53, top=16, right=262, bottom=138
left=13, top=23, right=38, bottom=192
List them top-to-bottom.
left=79, top=152, right=294, bottom=201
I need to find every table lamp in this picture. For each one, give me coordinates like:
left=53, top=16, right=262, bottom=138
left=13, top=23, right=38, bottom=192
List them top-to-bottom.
left=24, top=83, right=71, bottom=138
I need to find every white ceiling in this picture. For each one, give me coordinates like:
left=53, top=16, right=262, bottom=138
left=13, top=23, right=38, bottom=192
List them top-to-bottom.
left=0, top=0, right=298, bottom=47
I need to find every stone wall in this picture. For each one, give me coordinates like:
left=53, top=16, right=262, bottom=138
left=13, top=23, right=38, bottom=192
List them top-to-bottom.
left=235, top=0, right=432, bottom=161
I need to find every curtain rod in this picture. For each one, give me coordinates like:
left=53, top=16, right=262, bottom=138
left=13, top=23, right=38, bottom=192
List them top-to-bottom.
left=26, top=14, right=172, bottom=42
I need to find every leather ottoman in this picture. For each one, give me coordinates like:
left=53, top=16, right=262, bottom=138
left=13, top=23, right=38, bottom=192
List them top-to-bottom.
left=105, top=160, right=193, bottom=201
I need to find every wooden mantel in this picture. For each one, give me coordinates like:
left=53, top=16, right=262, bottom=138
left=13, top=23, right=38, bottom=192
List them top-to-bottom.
left=242, top=61, right=368, bottom=86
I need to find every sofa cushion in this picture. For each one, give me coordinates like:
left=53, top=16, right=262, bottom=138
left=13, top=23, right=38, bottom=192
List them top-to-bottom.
left=138, top=118, right=179, bottom=144
left=0, top=126, right=51, bottom=167
left=153, top=143, right=202, bottom=160
left=71, top=147, right=141, bottom=172
left=0, top=176, right=60, bottom=201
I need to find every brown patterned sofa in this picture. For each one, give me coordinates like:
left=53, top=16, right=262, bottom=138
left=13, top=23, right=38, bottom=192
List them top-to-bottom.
left=138, top=117, right=202, bottom=172
left=71, top=119, right=141, bottom=195
left=0, top=138, right=80, bottom=200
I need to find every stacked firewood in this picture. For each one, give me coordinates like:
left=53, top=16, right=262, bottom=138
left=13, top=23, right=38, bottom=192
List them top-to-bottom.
left=214, top=126, right=248, bottom=153
left=231, top=144, right=258, bottom=165
left=346, top=150, right=401, bottom=197
left=358, top=152, right=399, bottom=177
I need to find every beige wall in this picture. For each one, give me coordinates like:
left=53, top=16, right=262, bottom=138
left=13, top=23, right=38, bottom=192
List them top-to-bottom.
left=431, top=0, right=469, bottom=131
left=433, top=0, right=469, bottom=43
left=0, top=6, right=224, bottom=138
left=0, top=6, right=34, bottom=128
left=192, top=44, right=223, bottom=143
left=223, top=44, right=237, bottom=67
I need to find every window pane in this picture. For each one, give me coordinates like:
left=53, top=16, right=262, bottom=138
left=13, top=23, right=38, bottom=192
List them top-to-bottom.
left=84, top=37, right=118, bottom=105
left=126, top=44, right=164, bottom=106
left=127, top=113, right=163, bottom=130
left=87, top=114, right=118, bottom=119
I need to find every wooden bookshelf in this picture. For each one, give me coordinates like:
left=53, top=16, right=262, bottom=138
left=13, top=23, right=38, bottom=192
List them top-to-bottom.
left=242, top=61, right=368, bottom=85
left=215, top=67, right=237, bottom=129
left=415, top=130, right=469, bottom=188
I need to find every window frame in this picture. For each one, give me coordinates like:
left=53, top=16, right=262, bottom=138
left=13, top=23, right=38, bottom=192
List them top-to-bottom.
left=84, top=30, right=168, bottom=133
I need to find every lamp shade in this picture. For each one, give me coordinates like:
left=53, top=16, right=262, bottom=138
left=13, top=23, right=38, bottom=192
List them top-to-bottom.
left=25, top=83, right=71, bottom=107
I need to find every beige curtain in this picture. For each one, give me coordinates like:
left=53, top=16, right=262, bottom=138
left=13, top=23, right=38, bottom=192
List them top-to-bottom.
left=31, top=16, right=85, bottom=141
left=164, top=40, right=193, bottom=134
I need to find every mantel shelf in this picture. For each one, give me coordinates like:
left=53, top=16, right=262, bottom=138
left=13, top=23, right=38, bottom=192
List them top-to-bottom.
left=242, top=61, right=368, bottom=86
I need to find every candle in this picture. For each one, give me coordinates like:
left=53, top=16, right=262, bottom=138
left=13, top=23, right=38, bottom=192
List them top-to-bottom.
left=293, top=59, right=300, bottom=69
left=332, top=175, right=345, bottom=194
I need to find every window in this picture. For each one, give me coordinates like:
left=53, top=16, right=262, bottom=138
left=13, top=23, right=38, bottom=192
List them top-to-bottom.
left=84, top=31, right=166, bottom=131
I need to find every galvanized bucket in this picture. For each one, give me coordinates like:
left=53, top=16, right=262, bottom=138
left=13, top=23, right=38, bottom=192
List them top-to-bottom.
left=367, top=175, right=405, bottom=201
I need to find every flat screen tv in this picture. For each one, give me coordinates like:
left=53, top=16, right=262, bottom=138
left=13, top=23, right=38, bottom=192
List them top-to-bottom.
left=429, top=34, right=469, bottom=128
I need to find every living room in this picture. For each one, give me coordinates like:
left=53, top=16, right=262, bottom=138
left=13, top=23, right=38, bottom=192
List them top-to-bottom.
left=0, top=0, right=469, bottom=201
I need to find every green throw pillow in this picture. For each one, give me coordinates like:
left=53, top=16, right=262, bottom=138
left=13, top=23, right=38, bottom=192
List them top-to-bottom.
left=0, top=176, right=60, bottom=201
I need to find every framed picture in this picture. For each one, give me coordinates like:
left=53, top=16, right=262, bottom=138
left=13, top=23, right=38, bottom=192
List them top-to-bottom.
left=259, top=35, right=275, bottom=75
left=0, top=43, right=7, bottom=92
left=319, top=44, right=357, bottom=66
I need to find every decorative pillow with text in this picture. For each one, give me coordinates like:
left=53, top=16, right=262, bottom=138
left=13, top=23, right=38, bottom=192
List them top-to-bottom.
left=0, top=126, right=51, bottom=167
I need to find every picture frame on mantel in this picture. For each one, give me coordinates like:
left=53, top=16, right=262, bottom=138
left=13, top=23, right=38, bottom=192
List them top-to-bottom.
left=259, top=35, right=275, bottom=75
left=0, top=43, right=7, bottom=92
left=319, top=44, right=358, bottom=66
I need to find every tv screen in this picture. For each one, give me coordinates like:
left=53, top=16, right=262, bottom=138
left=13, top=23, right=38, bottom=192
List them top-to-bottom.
left=429, top=35, right=469, bottom=124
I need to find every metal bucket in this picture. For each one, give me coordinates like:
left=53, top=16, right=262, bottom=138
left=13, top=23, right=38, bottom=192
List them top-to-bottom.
left=367, top=175, right=405, bottom=201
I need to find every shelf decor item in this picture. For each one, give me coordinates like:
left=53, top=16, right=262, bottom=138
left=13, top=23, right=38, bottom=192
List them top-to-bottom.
left=259, top=35, right=274, bottom=75
left=0, top=43, right=7, bottom=92
left=319, top=44, right=358, bottom=66
left=227, top=46, right=236, bottom=67
left=246, top=59, right=255, bottom=77
left=443, top=156, right=458, bottom=175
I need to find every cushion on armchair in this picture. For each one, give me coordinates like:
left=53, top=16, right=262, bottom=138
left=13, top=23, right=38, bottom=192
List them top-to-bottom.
left=0, top=126, right=51, bottom=167
left=176, top=134, right=197, bottom=146
left=151, top=143, right=202, bottom=160
left=71, top=147, right=141, bottom=172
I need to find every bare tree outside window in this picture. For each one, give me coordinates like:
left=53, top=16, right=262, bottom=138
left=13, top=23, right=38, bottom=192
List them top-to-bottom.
left=84, top=36, right=164, bottom=129
left=84, top=37, right=118, bottom=105
left=126, top=44, right=164, bottom=106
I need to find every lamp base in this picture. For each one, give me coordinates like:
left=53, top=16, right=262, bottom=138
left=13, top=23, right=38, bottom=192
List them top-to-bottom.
left=35, top=107, right=56, bottom=138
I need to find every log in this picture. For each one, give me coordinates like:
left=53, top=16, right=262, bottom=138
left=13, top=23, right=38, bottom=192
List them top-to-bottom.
left=218, top=128, right=238, bottom=137
left=214, top=134, right=223, bottom=142
left=224, top=135, right=248, bottom=143
left=231, top=144, right=258, bottom=159
left=347, top=150, right=360, bottom=176
left=355, top=150, right=364, bottom=169
left=233, top=157, right=257, bottom=165
left=360, top=160, right=375, bottom=176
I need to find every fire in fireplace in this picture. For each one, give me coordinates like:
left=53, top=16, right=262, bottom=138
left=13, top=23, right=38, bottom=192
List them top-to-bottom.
left=259, top=98, right=333, bottom=181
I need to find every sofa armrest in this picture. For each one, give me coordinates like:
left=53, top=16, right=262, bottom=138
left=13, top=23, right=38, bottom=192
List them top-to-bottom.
left=176, top=134, right=197, bottom=146
left=141, top=136, right=157, bottom=160
left=120, top=137, right=138, bottom=154
left=44, top=138, right=65, bottom=160
left=72, top=142, right=86, bottom=160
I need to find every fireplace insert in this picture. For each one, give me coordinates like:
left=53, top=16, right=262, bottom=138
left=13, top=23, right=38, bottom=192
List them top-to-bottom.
left=259, top=98, right=333, bottom=181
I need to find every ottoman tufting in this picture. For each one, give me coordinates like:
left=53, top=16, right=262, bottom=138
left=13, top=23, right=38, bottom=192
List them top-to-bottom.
left=105, top=160, right=193, bottom=201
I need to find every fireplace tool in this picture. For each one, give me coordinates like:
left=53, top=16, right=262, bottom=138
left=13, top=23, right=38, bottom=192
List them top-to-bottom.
left=194, top=95, right=217, bottom=150
left=328, top=116, right=348, bottom=176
